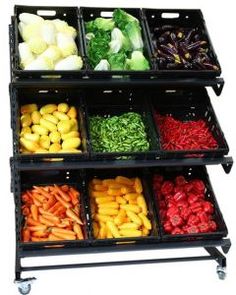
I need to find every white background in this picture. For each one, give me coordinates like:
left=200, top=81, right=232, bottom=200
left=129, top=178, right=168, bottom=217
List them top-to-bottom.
left=0, top=0, right=235, bottom=294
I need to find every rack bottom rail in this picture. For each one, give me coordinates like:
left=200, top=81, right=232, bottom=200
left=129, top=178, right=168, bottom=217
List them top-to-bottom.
left=15, top=238, right=231, bottom=294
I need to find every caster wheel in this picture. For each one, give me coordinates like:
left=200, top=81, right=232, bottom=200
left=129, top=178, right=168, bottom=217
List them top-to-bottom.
left=217, top=266, right=226, bottom=280
left=18, top=284, right=31, bottom=295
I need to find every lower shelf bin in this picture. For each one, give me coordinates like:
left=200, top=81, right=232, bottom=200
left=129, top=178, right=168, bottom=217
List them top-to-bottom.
left=150, top=166, right=228, bottom=241
left=86, top=168, right=160, bottom=245
left=16, top=169, right=90, bottom=250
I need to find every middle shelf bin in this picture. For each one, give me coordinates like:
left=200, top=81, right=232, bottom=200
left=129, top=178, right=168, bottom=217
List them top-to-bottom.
left=10, top=85, right=229, bottom=163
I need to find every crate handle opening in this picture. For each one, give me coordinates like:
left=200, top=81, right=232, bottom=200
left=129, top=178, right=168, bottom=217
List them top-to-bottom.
left=37, top=10, right=56, bottom=16
left=100, top=11, right=113, bottom=18
left=161, top=12, right=180, bottom=19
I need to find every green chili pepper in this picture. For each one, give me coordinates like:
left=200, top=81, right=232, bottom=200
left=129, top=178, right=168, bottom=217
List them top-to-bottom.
left=89, top=112, right=150, bottom=153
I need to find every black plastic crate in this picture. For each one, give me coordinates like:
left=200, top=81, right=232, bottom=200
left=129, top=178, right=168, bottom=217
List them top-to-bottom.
left=11, top=5, right=86, bottom=79
left=79, top=7, right=155, bottom=78
left=143, top=9, right=221, bottom=78
left=11, top=86, right=90, bottom=162
left=84, top=88, right=159, bottom=160
left=151, top=88, right=229, bottom=159
left=150, top=166, right=228, bottom=241
left=86, top=168, right=159, bottom=246
left=16, top=169, right=90, bottom=250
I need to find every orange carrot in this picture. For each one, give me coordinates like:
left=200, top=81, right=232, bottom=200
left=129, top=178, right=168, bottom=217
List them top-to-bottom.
left=54, top=185, right=71, bottom=202
left=61, top=185, right=69, bottom=192
left=33, top=186, right=52, bottom=199
left=70, top=187, right=80, bottom=198
left=68, top=190, right=79, bottom=206
left=32, top=192, right=45, bottom=203
left=21, top=193, right=31, bottom=204
left=55, top=194, right=71, bottom=209
left=43, top=195, right=56, bottom=211
left=32, top=197, right=41, bottom=207
left=48, top=201, right=61, bottom=213
left=30, top=204, right=38, bottom=221
left=53, top=205, right=66, bottom=217
left=73, top=206, right=80, bottom=215
left=22, top=207, right=30, bottom=216
left=66, top=208, right=83, bottom=225
left=42, top=214, right=60, bottom=224
left=39, top=215, right=55, bottom=227
left=26, top=217, right=41, bottom=226
left=73, top=224, right=84, bottom=240
left=28, top=225, right=47, bottom=232
left=51, top=227, right=76, bottom=236
left=22, top=228, right=30, bottom=242
left=32, top=230, right=48, bottom=238
left=52, top=232, right=76, bottom=240
left=48, top=234, right=62, bottom=241
left=31, top=237, right=47, bottom=242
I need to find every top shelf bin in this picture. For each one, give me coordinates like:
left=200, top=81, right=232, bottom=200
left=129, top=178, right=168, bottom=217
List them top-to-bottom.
left=11, top=5, right=86, bottom=79
left=143, top=9, right=221, bottom=78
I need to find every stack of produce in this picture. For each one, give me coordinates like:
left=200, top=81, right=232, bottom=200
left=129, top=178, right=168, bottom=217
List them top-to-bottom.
left=85, top=8, right=150, bottom=70
left=18, top=13, right=83, bottom=70
left=151, top=25, right=219, bottom=70
left=20, top=103, right=82, bottom=154
left=89, top=112, right=150, bottom=152
left=154, top=113, right=218, bottom=150
left=153, top=174, right=218, bottom=235
left=89, top=176, right=152, bottom=239
left=21, top=185, right=85, bottom=242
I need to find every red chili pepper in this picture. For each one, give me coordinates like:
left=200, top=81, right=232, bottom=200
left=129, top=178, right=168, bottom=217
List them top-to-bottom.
left=155, top=113, right=218, bottom=151
left=161, top=181, right=174, bottom=195
left=173, top=191, right=187, bottom=202
left=165, top=194, right=173, bottom=202
left=202, top=201, right=214, bottom=214
left=166, top=206, right=179, bottom=218
left=180, top=207, right=192, bottom=221
left=197, top=211, right=209, bottom=223
left=170, top=214, right=183, bottom=227
left=187, top=214, right=200, bottom=226
left=208, top=220, right=217, bottom=231
left=163, top=221, right=173, bottom=233
left=198, top=222, right=210, bottom=233
left=186, top=225, right=199, bottom=234
left=171, top=227, right=184, bottom=235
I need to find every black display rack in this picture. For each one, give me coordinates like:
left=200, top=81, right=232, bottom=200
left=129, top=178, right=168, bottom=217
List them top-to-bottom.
left=9, top=6, right=233, bottom=295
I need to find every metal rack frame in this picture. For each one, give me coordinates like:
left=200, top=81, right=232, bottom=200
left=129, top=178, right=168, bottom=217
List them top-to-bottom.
left=9, top=6, right=232, bottom=295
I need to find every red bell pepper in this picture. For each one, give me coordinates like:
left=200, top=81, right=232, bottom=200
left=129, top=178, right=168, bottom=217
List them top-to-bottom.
left=175, top=176, right=187, bottom=186
left=190, top=179, right=205, bottom=193
left=161, top=181, right=174, bottom=195
left=173, top=191, right=187, bottom=202
left=187, top=193, right=200, bottom=204
left=190, top=201, right=203, bottom=214
left=166, top=206, right=179, bottom=218
left=180, top=207, right=192, bottom=221
left=197, top=211, right=209, bottom=223
left=170, top=214, right=183, bottom=227
left=187, top=214, right=200, bottom=226
left=163, top=221, right=173, bottom=233
left=198, top=222, right=210, bottom=233
left=186, top=225, right=199, bottom=234
left=171, top=227, right=184, bottom=235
